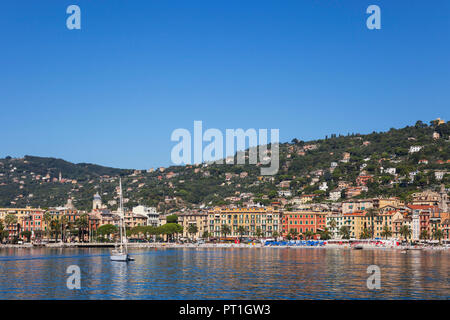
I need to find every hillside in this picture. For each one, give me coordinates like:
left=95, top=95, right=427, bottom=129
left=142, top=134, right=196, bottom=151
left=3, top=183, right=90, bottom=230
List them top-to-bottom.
left=0, top=120, right=449, bottom=211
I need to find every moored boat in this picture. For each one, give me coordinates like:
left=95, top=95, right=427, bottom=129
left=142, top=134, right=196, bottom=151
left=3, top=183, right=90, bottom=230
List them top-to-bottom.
left=110, top=178, right=132, bottom=262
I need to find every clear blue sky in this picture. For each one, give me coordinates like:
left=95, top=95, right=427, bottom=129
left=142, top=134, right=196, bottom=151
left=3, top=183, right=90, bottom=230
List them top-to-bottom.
left=1, top=0, right=449, bottom=169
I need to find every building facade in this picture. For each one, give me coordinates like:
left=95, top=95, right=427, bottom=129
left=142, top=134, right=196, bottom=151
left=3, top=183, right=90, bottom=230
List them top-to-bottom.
left=207, top=207, right=280, bottom=238
left=178, top=211, right=208, bottom=240
left=281, top=211, right=328, bottom=238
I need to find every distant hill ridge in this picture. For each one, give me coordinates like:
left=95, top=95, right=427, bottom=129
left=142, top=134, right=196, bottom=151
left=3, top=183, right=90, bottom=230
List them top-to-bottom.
left=0, top=119, right=449, bottom=211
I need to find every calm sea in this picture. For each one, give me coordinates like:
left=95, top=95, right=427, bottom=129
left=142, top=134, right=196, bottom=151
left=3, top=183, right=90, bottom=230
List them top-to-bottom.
left=0, top=247, right=448, bottom=299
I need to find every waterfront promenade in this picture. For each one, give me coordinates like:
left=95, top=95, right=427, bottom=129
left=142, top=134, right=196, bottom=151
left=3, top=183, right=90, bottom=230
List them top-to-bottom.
left=1, top=242, right=448, bottom=251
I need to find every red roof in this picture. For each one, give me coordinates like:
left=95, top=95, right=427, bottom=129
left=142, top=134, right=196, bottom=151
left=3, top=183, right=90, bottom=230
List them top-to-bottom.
left=407, top=205, right=435, bottom=210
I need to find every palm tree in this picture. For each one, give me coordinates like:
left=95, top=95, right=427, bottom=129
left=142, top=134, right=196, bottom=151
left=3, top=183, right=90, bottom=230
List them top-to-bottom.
left=365, top=208, right=379, bottom=239
left=43, top=212, right=52, bottom=241
left=4, top=214, right=18, bottom=242
left=5, top=214, right=17, bottom=228
left=76, top=214, right=89, bottom=243
left=60, top=215, right=68, bottom=243
left=329, top=218, right=337, bottom=238
left=50, top=220, right=61, bottom=242
left=187, top=224, right=198, bottom=242
left=221, top=224, right=231, bottom=240
left=381, top=225, right=392, bottom=239
left=399, top=225, right=411, bottom=242
left=237, top=226, right=246, bottom=242
left=339, top=226, right=350, bottom=240
left=255, top=227, right=263, bottom=239
left=319, top=227, right=331, bottom=240
left=360, top=228, right=371, bottom=239
left=34, top=229, right=43, bottom=241
left=289, top=229, right=298, bottom=240
left=432, top=229, right=443, bottom=244
left=0, top=230, right=9, bottom=243
left=20, top=230, right=32, bottom=242
left=202, top=230, right=210, bottom=241
left=304, top=230, right=315, bottom=240
left=420, top=230, right=429, bottom=240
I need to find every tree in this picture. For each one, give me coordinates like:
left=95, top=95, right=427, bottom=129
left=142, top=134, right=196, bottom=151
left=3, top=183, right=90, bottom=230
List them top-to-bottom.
left=268, top=190, right=278, bottom=199
left=365, top=208, right=379, bottom=239
left=43, top=212, right=52, bottom=240
left=4, top=214, right=17, bottom=228
left=4, top=214, right=18, bottom=242
left=76, top=214, right=89, bottom=243
left=166, top=214, right=178, bottom=224
left=60, top=215, right=68, bottom=243
left=329, top=218, right=337, bottom=238
left=50, top=220, right=61, bottom=241
left=159, top=223, right=183, bottom=242
left=173, top=223, right=183, bottom=241
left=97, top=224, right=118, bottom=241
left=187, top=224, right=198, bottom=241
left=221, top=224, right=231, bottom=239
left=381, top=225, right=392, bottom=239
left=399, top=225, right=411, bottom=242
left=130, top=226, right=145, bottom=239
left=142, top=226, right=157, bottom=240
left=237, top=226, right=246, bottom=241
left=339, top=226, right=350, bottom=239
left=256, top=227, right=263, bottom=239
left=318, top=228, right=331, bottom=240
left=360, top=228, right=371, bottom=239
left=34, top=229, right=43, bottom=240
left=289, top=229, right=298, bottom=240
left=432, top=229, right=443, bottom=244
left=0, top=230, right=9, bottom=243
left=20, top=230, right=32, bottom=242
left=202, top=230, right=210, bottom=240
left=304, top=230, right=314, bottom=240
left=420, top=230, right=429, bottom=240
left=272, top=231, right=279, bottom=239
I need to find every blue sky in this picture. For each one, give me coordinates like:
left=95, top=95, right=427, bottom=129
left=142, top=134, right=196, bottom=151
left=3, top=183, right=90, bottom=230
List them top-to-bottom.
left=1, top=0, right=449, bottom=169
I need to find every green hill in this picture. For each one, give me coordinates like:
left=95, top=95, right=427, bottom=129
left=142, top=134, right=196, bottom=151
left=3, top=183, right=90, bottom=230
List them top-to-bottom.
left=0, top=120, right=449, bottom=211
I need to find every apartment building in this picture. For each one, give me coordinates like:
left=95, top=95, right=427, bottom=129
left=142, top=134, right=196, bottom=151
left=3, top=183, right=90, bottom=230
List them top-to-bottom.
left=342, top=199, right=374, bottom=214
left=132, top=205, right=160, bottom=227
left=207, top=207, right=280, bottom=238
left=178, top=211, right=208, bottom=240
left=281, top=211, right=328, bottom=238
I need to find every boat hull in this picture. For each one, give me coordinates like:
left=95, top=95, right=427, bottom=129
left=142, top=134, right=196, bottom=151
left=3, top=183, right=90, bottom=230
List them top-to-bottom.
left=110, top=254, right=130, bottom=262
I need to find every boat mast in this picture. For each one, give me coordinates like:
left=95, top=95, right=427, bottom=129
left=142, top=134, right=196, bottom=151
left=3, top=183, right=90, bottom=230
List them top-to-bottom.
left=119, top=178, right=127, bottom=253
left=119, top=178, right=123, bottom=250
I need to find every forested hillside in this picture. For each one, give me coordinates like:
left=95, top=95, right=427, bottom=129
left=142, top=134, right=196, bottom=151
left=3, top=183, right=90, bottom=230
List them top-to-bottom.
left=0, top=120, right=449, bottom=211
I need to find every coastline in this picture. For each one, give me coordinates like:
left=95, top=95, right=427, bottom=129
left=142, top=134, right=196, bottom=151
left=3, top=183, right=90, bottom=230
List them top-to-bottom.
left=0, top=242, right=448, bottom=251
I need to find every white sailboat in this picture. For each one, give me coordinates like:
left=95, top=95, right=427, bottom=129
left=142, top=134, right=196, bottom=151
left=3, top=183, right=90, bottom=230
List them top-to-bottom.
left=110, top=178, right=132, bottom=262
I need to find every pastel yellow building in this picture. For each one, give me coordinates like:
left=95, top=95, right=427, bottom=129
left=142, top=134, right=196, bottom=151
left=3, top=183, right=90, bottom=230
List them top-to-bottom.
left=208, top=207, right=280, bottom=238
left=178, top=211, right=208, bottom=240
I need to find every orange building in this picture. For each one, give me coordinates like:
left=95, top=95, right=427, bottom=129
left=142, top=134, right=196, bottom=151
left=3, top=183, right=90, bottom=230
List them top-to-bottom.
left=281, top=211, right=328, bottom=238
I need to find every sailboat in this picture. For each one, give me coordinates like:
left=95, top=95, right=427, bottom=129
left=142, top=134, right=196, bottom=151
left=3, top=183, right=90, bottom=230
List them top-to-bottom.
left=110, top=178, right=133, bottom=262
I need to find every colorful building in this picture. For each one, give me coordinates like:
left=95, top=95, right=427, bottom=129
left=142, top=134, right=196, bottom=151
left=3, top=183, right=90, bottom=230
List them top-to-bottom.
left=207, top=207, right=280, bottom=238
left=178, top=211, right=208, bottom=240
left=281, top=211, right=328, bottom=238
